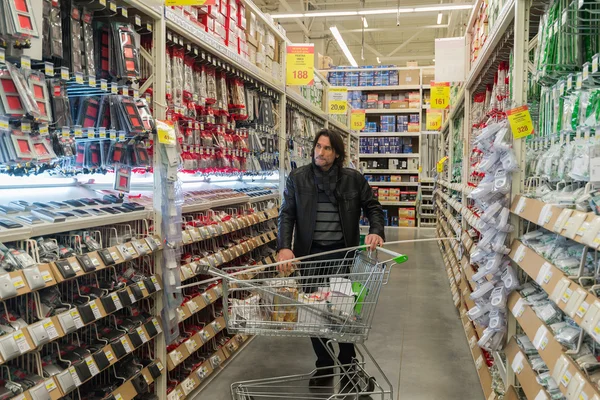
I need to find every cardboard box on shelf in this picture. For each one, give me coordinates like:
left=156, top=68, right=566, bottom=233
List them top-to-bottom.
left=406, top=61, right=418, bottom=67
left=422, top=69, right=435, bottom=86
left=399, top=70, right=420, bottom=85
left=390, top=100, right=409, bottom=109
left=408, top=123, right=420, bottom=132
left=408, top=159, right=419, bottom=169
left=391, top=175, right=402, bottom=182
left=390, top=188, right=400, bottom=196
left=398, top=208, right=416, bottom=218
left=399, top=218, right=416, bottom=227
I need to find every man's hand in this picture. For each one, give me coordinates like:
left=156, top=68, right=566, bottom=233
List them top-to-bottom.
left=365, top=234, right=384, bottom=251
left=277, top=249, right=296, bottom=274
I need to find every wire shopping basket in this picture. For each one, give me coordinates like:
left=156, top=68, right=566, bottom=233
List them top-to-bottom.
left=190, top=245, right=408, bottom=400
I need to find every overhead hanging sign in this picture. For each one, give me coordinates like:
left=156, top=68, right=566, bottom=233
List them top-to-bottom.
left=165, top=0, right=215, bottom=5
left=286, top=44, right=314, bottom=86
left=430, top=81, right=450, bottom=109
left=328, top=87, right=348, bottom=114
left=507, top=105, right=534, bottom=139
left=350, top=109, right=366, bottom=131
left=426, top=109, right=443, bottom=131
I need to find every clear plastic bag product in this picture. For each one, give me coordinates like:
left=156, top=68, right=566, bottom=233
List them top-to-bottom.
left=82, top=9, right=95, bottom=78
left=569, top=138, right=592, bottom=181
left=500, top=149, right=519, bottom=172
left=501, top=264, right=519, bottom=291
left=520, top=282, right=539, bottom=297
left=532, top=302, right=562, bottom=325
left=466, top=303, right=490, bottom=327
left=554, top=325, right=581, bottom=350
left=516, top=334, right=537, bottom=355
left=529, top=356, right=548, bottom=373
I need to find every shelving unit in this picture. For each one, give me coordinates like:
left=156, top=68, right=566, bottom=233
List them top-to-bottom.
left=324, top=67, right=434, bottom=228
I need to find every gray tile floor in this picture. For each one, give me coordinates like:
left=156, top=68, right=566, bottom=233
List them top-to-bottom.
left=197, top=228, right=483, bottom=400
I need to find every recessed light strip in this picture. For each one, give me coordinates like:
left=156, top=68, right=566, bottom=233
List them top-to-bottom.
left=330, top=26, right=358, bottom=67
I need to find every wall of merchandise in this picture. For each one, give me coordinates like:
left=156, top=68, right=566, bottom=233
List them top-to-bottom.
left=0, top=0, right=364, bottom=400
left=434, top=0, right=600, bottom=399
left=323, top=66, right=438, bottom=228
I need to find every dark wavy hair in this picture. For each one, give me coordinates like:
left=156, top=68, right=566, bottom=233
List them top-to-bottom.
left=311, top=129, right=346, bottom=167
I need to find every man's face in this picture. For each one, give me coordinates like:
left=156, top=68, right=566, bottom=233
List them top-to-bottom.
left=314, top=135, right=337, bottom=170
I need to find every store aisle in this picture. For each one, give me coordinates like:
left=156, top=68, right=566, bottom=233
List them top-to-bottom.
left=199, top=228, right=483, bottom=400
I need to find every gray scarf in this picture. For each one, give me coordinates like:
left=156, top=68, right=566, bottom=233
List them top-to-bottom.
left=312, top=162, right=339, bottom=206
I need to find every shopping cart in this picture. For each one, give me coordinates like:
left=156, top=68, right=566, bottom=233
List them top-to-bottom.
left=193, top=245, right=408, bottom=400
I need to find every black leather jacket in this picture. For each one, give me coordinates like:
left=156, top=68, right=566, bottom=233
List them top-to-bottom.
left=277, top=164, right=385, bottom=257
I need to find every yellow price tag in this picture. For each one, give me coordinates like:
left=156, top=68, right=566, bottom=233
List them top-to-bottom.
left=286, top=44, right=314, bottom=86
left=430, top=81, right=450, bottom=109
left=328, top=87, right=348, bottom=115
left=329, top=100, right=347, bottom=114
left=507, top=105, right=534, bottom=139
left=350, top=109, right=366, bottom=131
left=426, top=109, right=442, bottom=131
left=158, top=122, right=177, bottom=145
left=436, top=156, right=449, bottom=173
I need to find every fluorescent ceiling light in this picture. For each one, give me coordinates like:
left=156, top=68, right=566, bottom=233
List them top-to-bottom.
left=272, top=4, right=473, bottom=18
left=413, top=5, right=473, bottom=12
left=357, top=8, right=412, bottom=15
left=309, top=11, right=358, bottom=17
left=437, top=12, right=443, bottom=24
left=272, top=13, right=304, bottom=18
left=362, top=17, right=368, bottom=28
left=330, top=26, right=358, bottom=67
left=377, top=56, right=381, bottom=64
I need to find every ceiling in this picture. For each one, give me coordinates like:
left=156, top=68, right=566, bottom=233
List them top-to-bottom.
left=256, top=0, right=474, bottom=68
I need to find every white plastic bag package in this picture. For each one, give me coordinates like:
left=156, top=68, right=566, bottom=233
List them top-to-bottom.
left=500, top=148, right=519, bottom=172
left=493, top=169, right=511, bottom=194
left=480, top=201, right=502, bottom=223
left=501, top=264, right=519, bottom=291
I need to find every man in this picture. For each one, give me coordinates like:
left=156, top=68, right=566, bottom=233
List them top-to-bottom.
left=277, top=129, right=385, bottom=388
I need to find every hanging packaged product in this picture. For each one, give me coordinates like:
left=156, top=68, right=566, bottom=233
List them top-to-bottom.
left=1, top=0, right=39, bottom=41
left=42, top=0, right=63, bottom=59
left=65, top=5, right=84, bottom=75
left=81, top=8, right=96, bottom=78
left=111, top=23, right=141, bottom=80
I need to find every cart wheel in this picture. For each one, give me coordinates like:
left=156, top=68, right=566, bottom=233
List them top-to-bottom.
left=367, top=377, right=376, bottom=392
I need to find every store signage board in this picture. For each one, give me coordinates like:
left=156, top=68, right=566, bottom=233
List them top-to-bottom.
left=165, top=0, right=215, bottom=5
left=286, top=44, right=314, bottom=86
left=430, top=81, right=450, bottom=109
left=328, top=87, right=348, bottom=114
left=507, top=105, right=534, bottom=139
left=350, top=109, right=366, bottom=131
left=426, top=109, right=443, bottom=131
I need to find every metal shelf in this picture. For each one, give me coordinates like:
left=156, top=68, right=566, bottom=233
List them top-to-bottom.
left=465, top=0, right=515, bottom=90
left=165, top=9, right=285, bottom=94
left=346, top=85, right=421, bottom=91
left=286, top=89, right=327, bottom=120
left=364, top=109, right=420, bottom=114
left=359, top=132, right=420, bottom=137
left=359, top=153, right=419, bottom=158
left=363, top=169, right=420, bottom=174
left=368, top=182, right=419, bottom=187
left=379, top=201, right=417, bottom=206
left=0, top=210, right=152, bottom=242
